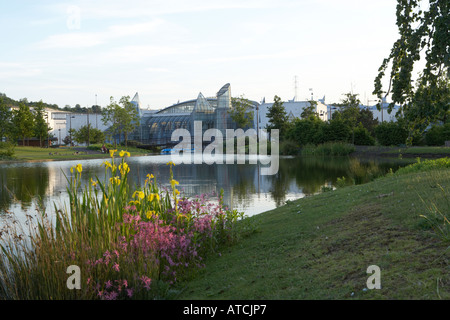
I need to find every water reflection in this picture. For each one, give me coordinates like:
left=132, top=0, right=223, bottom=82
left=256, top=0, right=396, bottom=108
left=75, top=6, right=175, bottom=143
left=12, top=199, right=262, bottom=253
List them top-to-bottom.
left=0, top=155, right=411, bottom=221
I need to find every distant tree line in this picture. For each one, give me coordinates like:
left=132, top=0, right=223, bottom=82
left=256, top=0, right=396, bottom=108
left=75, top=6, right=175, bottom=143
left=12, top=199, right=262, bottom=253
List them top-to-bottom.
left=265, top=92, right=450, bottom=155
left=0, top=97, right=52, bottom=147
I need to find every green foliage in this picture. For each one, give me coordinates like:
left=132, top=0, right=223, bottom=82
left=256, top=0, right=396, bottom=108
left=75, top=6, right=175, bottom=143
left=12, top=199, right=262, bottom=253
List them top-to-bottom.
left=373, top=0, right=449, bottom=131
left=266, top=95, right=289, bottom=139
left=0, top=96, right=12, bottom=141
left=102, top=96, right=140, bottom=147
left=230, top=96, right=254, bottom=129
left=33, top=100, right=51, bottom=147
left=300, top=100, right=318, bottom=119
left=12, top=102, right=34, bottom=146
left=286, top=116, right=325, bottom=146
left=323, top=118, right=352, bottom=143
left=374, top=121, right=409, bottom=146
left=353, top=123, right=376, bottom=146
left=425, top=123, right=450, bottom=146
left=73, top=125, right=105, bottom=145
left=279, top=140, right=299, bottom=156
left=0, top=141, right=15, bottom=158
left=395, top=157, right=450, bottom=175
left=418, top=183, right=450, bottom=243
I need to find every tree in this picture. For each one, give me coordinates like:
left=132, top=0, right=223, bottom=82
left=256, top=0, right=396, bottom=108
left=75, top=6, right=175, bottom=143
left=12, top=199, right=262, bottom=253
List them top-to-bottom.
left=373, top=0, right=449, bottom=141
left=334, top=93, right=361, bottom=144
left=229, top=95, right=254, bottom=128
left=266, top=95, right=289, bottom=139
left=0, top=96, right=12, bottom=142
left=102, top=96, right=140, bottom=147
left=118, top=96, right=140, bottom=148
left=301, top=100, right=319, bottom=119
left=33, top=101, right=51, bottom=147
left=12, top=102, right=34, bottom=146
left=91, top=104, right=102, bottom=114
left=73, top=125, right=105, bottom=145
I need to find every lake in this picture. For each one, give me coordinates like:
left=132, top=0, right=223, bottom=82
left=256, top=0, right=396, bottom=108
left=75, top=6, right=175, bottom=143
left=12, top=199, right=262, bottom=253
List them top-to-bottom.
left=0, top=154, right=411, bottom=226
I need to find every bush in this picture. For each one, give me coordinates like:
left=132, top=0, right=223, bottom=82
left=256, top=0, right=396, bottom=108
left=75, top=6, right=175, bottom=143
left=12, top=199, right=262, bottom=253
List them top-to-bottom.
left=286, top=116, right=325, bottom=146
left=323, top=119, right=352, bottom=143
left=374, top=121, right=409, bottom=146
left=353, top=123, right=376, bottom=146
left=425, top=123, right=450, bottom=146
left=280, top=140, right=299, bottom=155
left=0, top=141, right=15, bottom=158
left=395, top=157, right=450, bottom=175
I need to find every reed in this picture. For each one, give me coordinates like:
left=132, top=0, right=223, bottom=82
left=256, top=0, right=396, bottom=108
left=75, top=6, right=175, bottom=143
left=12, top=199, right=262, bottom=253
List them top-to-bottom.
left=0, top=150, right=248, bottom=300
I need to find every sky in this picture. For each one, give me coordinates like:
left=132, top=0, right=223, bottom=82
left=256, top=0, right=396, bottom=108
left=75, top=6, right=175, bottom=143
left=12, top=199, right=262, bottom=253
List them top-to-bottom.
left=0, top=0, right=402, bottom=110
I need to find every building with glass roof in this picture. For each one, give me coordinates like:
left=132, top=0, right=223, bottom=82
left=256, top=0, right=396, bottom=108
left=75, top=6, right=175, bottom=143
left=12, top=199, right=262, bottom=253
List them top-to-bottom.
left=130, top=83, right=255, bottom=146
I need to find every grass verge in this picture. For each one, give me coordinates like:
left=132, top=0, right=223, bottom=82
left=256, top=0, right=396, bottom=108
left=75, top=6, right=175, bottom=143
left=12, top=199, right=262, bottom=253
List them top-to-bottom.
left=3, top=146, right=150, bottom=162
left=176, top=160, right=450, bottom=299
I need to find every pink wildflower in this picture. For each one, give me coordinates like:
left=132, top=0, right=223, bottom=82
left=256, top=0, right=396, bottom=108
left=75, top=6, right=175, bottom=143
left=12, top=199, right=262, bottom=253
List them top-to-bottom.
left=113, top=262, right=120, bottom=272
left=140, top=275, right=152, bottom=290
left=105, top=280, right=113, bottom=289
left=126, top=288, right=134, bottom=298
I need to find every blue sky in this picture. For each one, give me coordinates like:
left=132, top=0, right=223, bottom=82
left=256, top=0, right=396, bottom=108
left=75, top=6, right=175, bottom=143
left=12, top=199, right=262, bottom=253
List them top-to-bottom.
left=0, top=0, right=401, bottom=110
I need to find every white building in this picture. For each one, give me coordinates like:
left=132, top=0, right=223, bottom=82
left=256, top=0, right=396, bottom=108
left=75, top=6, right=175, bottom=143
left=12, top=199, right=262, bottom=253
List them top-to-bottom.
left=65, top=113, right=109, bottom=144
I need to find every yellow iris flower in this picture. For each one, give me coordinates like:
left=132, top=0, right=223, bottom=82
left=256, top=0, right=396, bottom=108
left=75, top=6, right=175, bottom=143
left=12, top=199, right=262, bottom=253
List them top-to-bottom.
left=109, top=149, right=117, bottom=158
left=119, top=150, right=131, bottom=157
left=119, top=163, right=130, bottom=175
left=109, top=177, right=121, bottom=185
left=170, top=179, right=179, bottom=189
left=133, top=191, right=145, bottom=199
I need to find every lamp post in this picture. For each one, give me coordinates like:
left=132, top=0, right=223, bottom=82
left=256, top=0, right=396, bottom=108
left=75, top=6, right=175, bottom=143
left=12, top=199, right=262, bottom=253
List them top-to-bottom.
left=87, top=109, right=90, bottom=147
left=45, top=113, right=49, bottom=148
left=69, top=115, right=75, bottom=147
left=58, top=128, right=61, bottom=146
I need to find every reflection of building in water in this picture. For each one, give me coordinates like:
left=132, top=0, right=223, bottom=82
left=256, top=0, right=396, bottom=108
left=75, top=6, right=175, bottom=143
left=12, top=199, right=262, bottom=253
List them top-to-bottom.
left=45, top=162, right=68, bottom=196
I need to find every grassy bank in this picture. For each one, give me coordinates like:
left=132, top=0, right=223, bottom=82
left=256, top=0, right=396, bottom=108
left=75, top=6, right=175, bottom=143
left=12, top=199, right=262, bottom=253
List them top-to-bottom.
left=353, top=145, right=450, bottom=159
left=2, top=146, right=150, bottom=162
left=177, top=159, right=450, bottom=299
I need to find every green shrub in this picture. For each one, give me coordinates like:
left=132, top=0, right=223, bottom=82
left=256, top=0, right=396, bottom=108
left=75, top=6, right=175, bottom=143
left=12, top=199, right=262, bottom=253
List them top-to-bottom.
left=286, top=116, right=325, bottom=146
left=323, top=119, right=352, bottom=143
left=374, top=121, right=409, bottom=146
left=353, top=123, right=376, bottom=146
left=425, top=123, right=450, bottom=146
left=280, top=140, right=299, bottom=155
left=0, top=141, right=15, bottom=158
left=395, top=157, right=450, bottom=175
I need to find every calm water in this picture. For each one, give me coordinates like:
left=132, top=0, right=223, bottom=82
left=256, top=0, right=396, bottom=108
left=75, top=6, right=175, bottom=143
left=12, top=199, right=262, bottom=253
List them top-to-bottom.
left=0, top=155, right=411, bottom=226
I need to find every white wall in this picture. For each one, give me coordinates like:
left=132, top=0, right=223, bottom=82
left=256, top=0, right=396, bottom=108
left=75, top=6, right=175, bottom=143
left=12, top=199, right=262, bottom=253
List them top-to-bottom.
left=254, top=100, right=328, bottom=131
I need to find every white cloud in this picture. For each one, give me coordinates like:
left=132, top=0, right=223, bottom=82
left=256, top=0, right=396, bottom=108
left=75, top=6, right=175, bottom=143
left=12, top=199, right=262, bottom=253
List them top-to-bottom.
left=36, top=18, right=165, bottom=49
left=0, top=63, right=42, bottom=79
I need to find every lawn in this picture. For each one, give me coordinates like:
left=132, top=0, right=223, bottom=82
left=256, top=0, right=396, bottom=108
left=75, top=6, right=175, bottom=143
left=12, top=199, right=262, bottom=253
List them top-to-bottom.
left=6, top=146, right=150, bottom=161
left=176, top=164, right=450, bottom=299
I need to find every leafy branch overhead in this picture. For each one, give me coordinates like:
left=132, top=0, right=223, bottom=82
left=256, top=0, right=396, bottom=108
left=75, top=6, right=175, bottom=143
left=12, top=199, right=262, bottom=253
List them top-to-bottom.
left=373, top=0, right=449, bottom=127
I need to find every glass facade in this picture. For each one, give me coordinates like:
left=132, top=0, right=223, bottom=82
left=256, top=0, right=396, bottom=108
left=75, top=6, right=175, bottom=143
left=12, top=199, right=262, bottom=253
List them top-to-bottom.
left=127, top=83, right=257, bottom=146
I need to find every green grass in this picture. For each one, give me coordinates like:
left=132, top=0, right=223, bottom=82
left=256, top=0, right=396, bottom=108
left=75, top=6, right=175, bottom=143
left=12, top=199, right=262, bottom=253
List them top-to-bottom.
left=301, top=142, right=356, bottom=156
left=4, top=146, right=150, bottom=161
left=386, top=146, right=450, bottom=155
left=176, top=163, right=450, bottom=299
